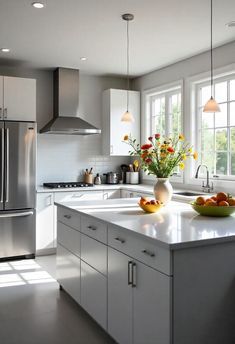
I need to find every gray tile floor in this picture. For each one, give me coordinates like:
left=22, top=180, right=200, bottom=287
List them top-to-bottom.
left=0, top=255, right=115, bottom=344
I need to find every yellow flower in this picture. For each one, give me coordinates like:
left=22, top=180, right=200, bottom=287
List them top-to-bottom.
left=123, top=134, right=129, bottom=141
left=179, top=134, right=185, bottom=141
left=188, top=148, right=193, bottom=153
left=193, top=151, right=198, bottom=160
left=182, top=154, right=187, bottom=160
left=179, top=162, right=185, bottom=170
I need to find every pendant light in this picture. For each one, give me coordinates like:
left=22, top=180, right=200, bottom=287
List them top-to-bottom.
left=203, top=0, right=220, bottom=113
left=121, top=13, right=135, bottom=122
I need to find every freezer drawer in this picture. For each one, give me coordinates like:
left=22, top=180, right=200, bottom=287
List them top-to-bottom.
left=0, top=209, right=35, bottom=259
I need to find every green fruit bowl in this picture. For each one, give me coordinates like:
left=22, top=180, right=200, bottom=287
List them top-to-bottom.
left=191, top=202, right=235, bottom=217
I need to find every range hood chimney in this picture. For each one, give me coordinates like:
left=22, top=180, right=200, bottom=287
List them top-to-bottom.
left=40, top=68, right=101, bottom=135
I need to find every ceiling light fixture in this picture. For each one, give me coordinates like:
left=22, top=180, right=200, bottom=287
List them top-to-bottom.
left=203, top=0, right=220, bottom=113
left=32, top=2, right=44, bottom=9
left=121, top=13, right=135, bottom=123
left=0, top=48, right=10, bottom=53
left=80, top=57, right=87, bottom=61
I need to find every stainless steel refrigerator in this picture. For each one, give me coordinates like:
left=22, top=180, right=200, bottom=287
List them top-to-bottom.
left=0, top=121, right=36, bottom=260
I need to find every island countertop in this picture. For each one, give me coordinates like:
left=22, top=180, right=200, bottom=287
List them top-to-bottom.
left=55, top=198, right=235, bottom=249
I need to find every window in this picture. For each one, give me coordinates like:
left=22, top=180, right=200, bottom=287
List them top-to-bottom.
left=196, top=74, right=235, bottom=179
left=143, top=81, right=183, bottom=180
left=149, top=88, right=182, bottom=138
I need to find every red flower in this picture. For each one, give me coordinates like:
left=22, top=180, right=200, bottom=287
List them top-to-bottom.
left=155, top=133, right=161, bottom=139
left=148, top=136, right=153, bottom=141
left=141, top=143, right=152, bottom=150
left=167, top=147, right=174, bottom=153
left=145, top=158, right=152, bottom=164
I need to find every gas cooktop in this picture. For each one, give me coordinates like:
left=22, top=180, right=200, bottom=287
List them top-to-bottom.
left=43, top=182, right=94, bottom=189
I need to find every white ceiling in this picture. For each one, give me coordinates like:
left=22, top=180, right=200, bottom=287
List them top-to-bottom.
left=0, top=0, right=235, bottom=77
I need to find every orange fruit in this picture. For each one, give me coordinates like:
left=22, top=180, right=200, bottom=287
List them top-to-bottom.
left=216, top=192, right=228, bottom=202
left=140, top=196, right=149, bottom=205
left=195, top=196, right=206, bottom=205
left=211, top=196, right=217, bottom=202
left=228, top=198, right=235, bottom=206
left=205, top=200, right=217, bottom=206
left=218, top=200, right=229, bottom=206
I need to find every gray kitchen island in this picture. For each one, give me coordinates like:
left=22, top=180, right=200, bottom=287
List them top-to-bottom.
left=55, top=198, right=235, bottom=344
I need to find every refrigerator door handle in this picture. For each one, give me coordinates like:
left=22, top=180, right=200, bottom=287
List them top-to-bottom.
left=1, top=128, right=4, bottom=203
left=5, top=128, right=9, bottom=203
left=0, top=211, right=34, bottom=218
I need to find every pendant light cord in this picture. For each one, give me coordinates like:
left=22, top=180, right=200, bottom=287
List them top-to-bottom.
left=210, top=0, right=213, bottom=97
left=126, top=18, right=130, bottom=112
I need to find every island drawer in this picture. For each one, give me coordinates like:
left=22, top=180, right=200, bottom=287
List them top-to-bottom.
left=57, top=206, right=81, bottom=231
left=81, top=216, right=107, bottom=244
left=57, top=222, right=81, bottom=258
left=108, top=225, right=171, bottom=275
left=81, top=234, right=107, bottom=275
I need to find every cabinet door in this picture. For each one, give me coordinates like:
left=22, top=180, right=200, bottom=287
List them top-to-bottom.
left=0, top=76, right=3, bottom=119
left=3, top=76, right=36, bottom=121
left=110, top=89, right=140, bottom=156
left=36, top=193, right=54, bottom=252
left=57, top=244, right=80, bottom=304
left=108, top=247, right=133, bottom=344
left=81, top=260, right=107, bottom=330
left=133, top=262, right=171, bottom=344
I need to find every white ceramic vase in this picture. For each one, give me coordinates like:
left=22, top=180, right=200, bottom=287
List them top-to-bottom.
left=153, top=178, right=173, bottom=204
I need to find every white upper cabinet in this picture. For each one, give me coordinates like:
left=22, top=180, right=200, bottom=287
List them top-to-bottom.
left=0, top=76, right=36, bottom=121
left=102, top=89, right=140, bottom=156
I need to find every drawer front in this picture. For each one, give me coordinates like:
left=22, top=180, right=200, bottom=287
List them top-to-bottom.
left=54, top=191, right=104, bottom=203
left=57, top=206, right=80, bottom=231
left=81, top=216, right=107, bottom=244
left=57, top=222, right=81, bottom=257
left=108, top=225, right=171, bottom=275
left=81, top=234, right=107, bottom=275
left=57, top=244, right=80, bottom=304
left=81, top=260, right=107, bottom=330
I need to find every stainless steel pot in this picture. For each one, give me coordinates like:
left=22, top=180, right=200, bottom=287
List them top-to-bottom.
left=103, top=172, right=119, bottom=184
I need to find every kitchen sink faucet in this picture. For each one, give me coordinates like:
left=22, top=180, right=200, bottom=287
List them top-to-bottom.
left=195, top=164, right=214, bottom=193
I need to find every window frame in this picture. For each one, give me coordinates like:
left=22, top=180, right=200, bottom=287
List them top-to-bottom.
left=186, top=63, right=235, bottom=190
left=142, top=80, right=184, bottom=184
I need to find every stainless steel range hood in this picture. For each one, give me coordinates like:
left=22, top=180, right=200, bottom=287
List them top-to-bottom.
left=40, top=68, right=101, bottom=135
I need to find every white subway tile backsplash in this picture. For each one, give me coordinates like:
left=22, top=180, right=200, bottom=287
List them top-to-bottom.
left=37, top=134, right=130, bottom=185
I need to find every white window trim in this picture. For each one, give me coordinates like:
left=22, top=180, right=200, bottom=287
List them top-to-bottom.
left=185, top=63, right=235, bottom=193
left=141, top=79, right=184, bottom=184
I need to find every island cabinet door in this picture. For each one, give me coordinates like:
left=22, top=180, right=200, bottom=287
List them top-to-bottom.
left=108, top=247, right=133, bottom=344
left=133, top=262, right=171, bottom=344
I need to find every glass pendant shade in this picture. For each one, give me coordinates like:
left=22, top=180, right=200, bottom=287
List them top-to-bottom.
left=203, top=96, right=221, bottom=112
left=121, top=110, right=134, bottom=122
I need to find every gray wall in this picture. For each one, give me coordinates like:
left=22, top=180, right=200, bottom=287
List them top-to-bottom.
left=0, top=65, right=130, bottom=184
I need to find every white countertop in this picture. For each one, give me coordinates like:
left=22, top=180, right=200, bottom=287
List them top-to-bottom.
left=55, top=198, right=235, bottom=250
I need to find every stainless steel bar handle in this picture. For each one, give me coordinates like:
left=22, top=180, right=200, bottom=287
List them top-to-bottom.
left=0, top=108, right=2, bottom=118
left=3, top=108, right=7, bottom=119
left=5, top=128, right=9, bottom=203
left=0, top=129, right=3, bottom=201
left=72, top=194, right=83, bottom=198
left=0, top=211, right=33, bottom=218
left=64, top=214, right=71, bottom=219
left=87, top=225, right=96, bottom=231
left=115, top=237, right=125, bottom=244
left=142, top=249, right=155, bottom=258
left=128, top=261, right=133, bottom=285
left=132, top=262, right=137, bottom=288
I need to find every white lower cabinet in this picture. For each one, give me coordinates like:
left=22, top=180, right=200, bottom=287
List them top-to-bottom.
left=36, top=192, right=54, bottom=253
left=57, top=244, right=81, bottom=304
left=108, top=247, right=171, bottom=344
left=81, top=260, right=107, bottom=330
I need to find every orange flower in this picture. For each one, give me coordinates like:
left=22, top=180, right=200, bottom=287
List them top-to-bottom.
left=123, top=134, right=129, bottom=141
left=179, top=134, right=185, bottom=141
left=141, top=151, right=148, bottom=159
left=193, top=151, right=198, bottom=160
